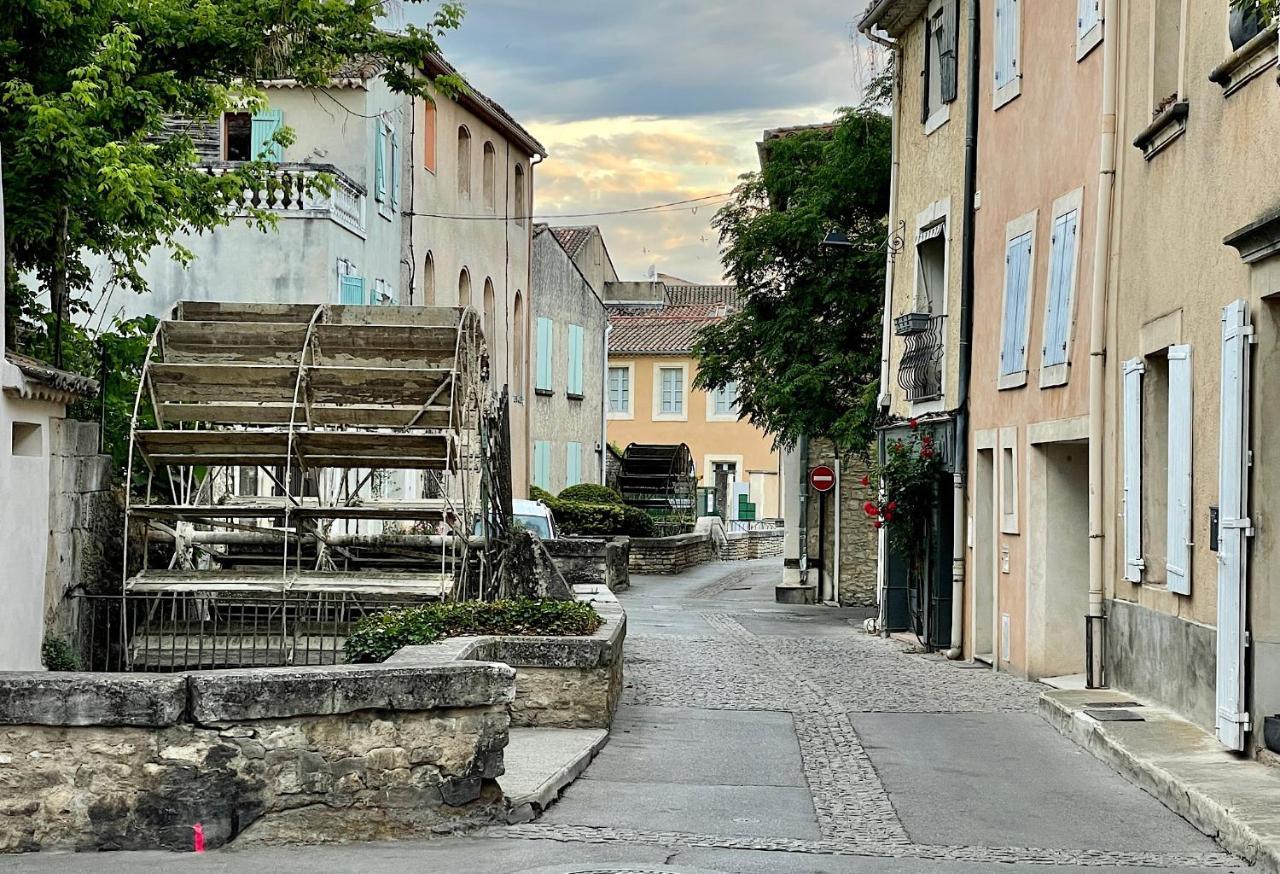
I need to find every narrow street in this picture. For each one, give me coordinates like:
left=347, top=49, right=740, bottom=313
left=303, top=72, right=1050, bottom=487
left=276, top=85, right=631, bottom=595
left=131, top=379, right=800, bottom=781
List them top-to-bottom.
left=4, top=560, right=1245, bottom=874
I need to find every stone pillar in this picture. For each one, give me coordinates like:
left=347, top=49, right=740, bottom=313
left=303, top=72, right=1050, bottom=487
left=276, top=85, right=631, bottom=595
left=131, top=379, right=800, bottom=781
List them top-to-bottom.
left=777, top=442, right=816, bottom=604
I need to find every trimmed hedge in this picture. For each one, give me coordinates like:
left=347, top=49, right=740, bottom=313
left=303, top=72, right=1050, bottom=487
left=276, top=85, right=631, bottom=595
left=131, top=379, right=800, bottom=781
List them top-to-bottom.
left=558, top=483, right=623, bottom=505
left=529, top=485, right=555, bottom=503
left=550, top=499, right=656, bottom=537
left=344, top=598, right=605, bottom=664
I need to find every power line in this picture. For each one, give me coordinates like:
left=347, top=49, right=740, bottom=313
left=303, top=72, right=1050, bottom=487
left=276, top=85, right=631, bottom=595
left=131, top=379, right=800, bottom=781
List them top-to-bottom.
left=405, top=191, right=733, bottom=222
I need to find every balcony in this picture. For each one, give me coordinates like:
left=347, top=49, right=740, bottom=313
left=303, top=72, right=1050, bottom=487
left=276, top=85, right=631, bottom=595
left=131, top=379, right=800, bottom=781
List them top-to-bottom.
left=201, top=162, right=367, bottom=238
left=894, top=312, right=944, bottom=403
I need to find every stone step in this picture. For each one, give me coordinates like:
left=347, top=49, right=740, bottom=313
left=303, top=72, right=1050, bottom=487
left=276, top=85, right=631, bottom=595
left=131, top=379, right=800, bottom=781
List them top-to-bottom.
left=500, top=727, right=608, bottom=824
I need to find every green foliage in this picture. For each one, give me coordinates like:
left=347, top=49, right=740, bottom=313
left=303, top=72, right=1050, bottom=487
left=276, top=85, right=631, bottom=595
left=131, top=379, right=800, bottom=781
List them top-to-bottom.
left=1, top=0, right=463, bottom=358
left=1234, top=0, right=1276, bottom=23
left=693, top=108, right=892, bottom=456
left=859, top=422, right=946, bottom=568
left=558, top=483, right=623, bottom=505
left=528, top=485, right=555, bottom=503
left=544, top=499, right=656, bottom=538
left=344, top=599, right=605, bottom=664
left=41, top=636, right=80, bottom=672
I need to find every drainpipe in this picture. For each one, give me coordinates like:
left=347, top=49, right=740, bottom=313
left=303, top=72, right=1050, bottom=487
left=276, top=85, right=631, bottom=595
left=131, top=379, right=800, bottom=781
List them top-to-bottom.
left=946, top=0, right=980, bottom=659
left=1087, top=0, right=1120, bottom=685
left=877, top=38, right=901, bottom=410
left=602, top=323, right=611, bottom=482
left=799, top=434, right=810, bottom=584
left=833, top=456, right=843, bottom=604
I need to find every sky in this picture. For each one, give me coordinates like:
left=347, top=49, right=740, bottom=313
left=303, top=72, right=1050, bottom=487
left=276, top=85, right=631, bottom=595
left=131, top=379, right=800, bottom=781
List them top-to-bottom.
left=402, top=1, right=881, bottom=284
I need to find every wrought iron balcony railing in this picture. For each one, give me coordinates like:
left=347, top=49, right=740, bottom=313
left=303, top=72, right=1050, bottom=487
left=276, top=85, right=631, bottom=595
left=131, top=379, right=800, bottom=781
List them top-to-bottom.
left=201, top=162, right=367, bottom=237
left=894, top=312, right=944, bottom=403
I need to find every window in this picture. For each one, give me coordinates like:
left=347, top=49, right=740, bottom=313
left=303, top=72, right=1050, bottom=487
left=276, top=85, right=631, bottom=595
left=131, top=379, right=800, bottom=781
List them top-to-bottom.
left=922, top=0, right=958, bottom=129
left=993, top=0, right=1022, bottom=108
left=1077, top=0, right=1103, bottom=59
left=1151, top=0, right=1183, bottom=116
left=423, top=99, right=437, bottom=173
left=223, top=112, right=252, bottom=161
left=375, top=119, right=402, bottom=208
left=375, top=121, right=387, bottom=203
left=390, top=125, right=400, bottom=207
left=457, top=126, right=472, bottom=198
left=483, top=142, right=496, bottom=211
left=514, top=163, right=527, bottom=227
left=1040, top=192, right=1083, bottom=387
left=998, top=214, right=1036, bottom=388
left=914, top=223, right=946, bottom=312
left=422, top=252, right=435, bottom=305
left=459, top=268, right=472, bottom=307
left=339, top=274, right=365, bottom=305
left=371, top=278, right=396, bottom=306
left=483, top=279, right=496, bottom=360
left=513, top=292, right=526, bottom=398
left=535, top=317, right=554, bottom=394
left=567, top=324, right=584, bottom=398
left=1141, top=351, right=1170, bottom=587
left=1122, top=358, right=1144, bottom=581
left=608, top=366, right=631, bottom=414
left=658, top=367, right=685, bottom=417
left=709, top=381, right=738, bottom=419
left=999, top=431, right=1018, bottom=534
left=533, top=441, right=551, bottom=491
left=566, top=442, right=583, bottom=488
left=237, top=466, right=259, bottom=498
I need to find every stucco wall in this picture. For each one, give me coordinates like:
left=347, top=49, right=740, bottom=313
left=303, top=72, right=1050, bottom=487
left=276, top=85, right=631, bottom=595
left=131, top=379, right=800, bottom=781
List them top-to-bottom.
left=1104, top=4, right=1280, bottom=733
left=530, top=229, right=607, bottom=490
left=606, top=354, right=782, bottom=518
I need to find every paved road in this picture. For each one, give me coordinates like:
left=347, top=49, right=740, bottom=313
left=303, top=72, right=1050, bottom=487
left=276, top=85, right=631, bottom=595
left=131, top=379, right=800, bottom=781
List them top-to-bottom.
left=2, top=559, right=1246, bottom=873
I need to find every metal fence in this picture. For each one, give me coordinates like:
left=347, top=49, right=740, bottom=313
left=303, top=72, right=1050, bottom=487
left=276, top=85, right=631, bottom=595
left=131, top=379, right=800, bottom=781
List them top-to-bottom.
left=72, top=592, right=426, bottom=673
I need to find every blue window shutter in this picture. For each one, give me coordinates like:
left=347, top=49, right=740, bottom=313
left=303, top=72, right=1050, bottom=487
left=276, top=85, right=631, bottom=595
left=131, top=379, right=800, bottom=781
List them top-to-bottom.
left=250, top=109, right=283, bottom=162
left=374, top=123, right=386, bottom=202
left=391, top=129, right=401, bottom=207
left=1042, top=211, right=1078, bottom=367
left=1000, top=233, right=1032, bottom=376
left=339, top=275, right=365, bottom=305
left=535, top=317, right=554, bottom=391
left=568, top=325, right=584, bottom=395
left=1166, top=345, right=1193, bottom=596
left=533, top=441, right=551, bottom=490
left=566, top=443, right=582, bottom=487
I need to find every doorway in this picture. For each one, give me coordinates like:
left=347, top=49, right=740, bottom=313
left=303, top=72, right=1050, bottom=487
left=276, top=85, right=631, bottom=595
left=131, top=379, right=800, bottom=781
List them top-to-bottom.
left=1033, top=440, right=1089, bottom=678
left=973, top=447, right=996, bottom=663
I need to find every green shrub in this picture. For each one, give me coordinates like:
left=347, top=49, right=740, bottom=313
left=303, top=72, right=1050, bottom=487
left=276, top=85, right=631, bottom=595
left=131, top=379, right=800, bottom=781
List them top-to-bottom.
left=558, top=483, right=623, bottom=505
left=528, top=485, right=555, bottom=503
left=546, top=497, right=657, bottom=538
left=622, top=506, right=658, bottom=537
left=344, top=598, right=605, bottom=664
left=41, top=637, right=79, bottom=672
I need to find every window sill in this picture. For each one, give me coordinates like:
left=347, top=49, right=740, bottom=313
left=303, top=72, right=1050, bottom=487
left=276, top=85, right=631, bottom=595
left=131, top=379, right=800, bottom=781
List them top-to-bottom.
left=1076, top=24, right=1103, bottom=62
left=1209, top=26, right=1278, bottom=96
left=993, top=77, right=1022, bottom=111
left=1133, top=100, right=1189, bottom=160
left=924, top=105, right=950, bottom=136
left=378, top=202, right=395, bottom=222
left=1039, top=362, right=1070, bottom=389
left=998, top=371, right=1028, bottom=390
left=535, top=388, right=554, bottom=397
left=567, top=392, right=584, bottom=401
left=606, top=411, right=633, bottom=421
left=653, top=413, right=688, bottom=423
left=706, top=414, right=740, bottom=423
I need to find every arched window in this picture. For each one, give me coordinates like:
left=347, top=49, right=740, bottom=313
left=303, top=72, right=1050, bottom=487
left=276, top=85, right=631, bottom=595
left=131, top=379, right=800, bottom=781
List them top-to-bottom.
left=422, top=99, right=437, bottom=173
left=457, top=126, right=472, bottom=198
left=482, top=142, right=496, bottom=211
left=514, top=163, right=526, bottom=227
left=422, top=252, right=436, bottom=305
left=459, top=268, right=472, bottom=307
left=483, top=278, right=497, bottom=361
left=513, top=291, right=526, bottom=397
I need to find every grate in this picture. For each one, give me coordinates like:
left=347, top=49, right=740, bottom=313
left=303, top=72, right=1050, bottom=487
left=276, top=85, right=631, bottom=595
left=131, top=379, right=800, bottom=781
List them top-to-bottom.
left=1085, top=708, right=1145, bottom=722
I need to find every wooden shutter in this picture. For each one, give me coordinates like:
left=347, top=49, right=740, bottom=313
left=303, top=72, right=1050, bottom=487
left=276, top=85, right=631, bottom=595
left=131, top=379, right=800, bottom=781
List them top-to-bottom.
left=941, top=0, right=959, bottom=103
left=995, top=0, right=1019, bottom=87
left=1078, top=0, right=1101, bottom=37
left=921, top=11, right=933, bottom=124
left=250, top=109, right=283, bottom=162
left=374, top=123, right=386, bottom=202
left=391, top=129, right=401, bottom=207
left=1041, top=211, right=1078, bottom=368
left=1000, top=232, right=1032, bottom=376
left=339, top=275, right=365, bottom=305
left=1217, top=300, right=1251, bottom=750
left=535, top=317, right=553, bottom=392
left=567, top=325, right=584, bottom=396
left=1166, top=345, right=1193, bottom=595
left=1123, top=358, right=1145, bottom=582
left=533, top=441, right=550, bottom=491
left=566, top=443, right=582, bottom=487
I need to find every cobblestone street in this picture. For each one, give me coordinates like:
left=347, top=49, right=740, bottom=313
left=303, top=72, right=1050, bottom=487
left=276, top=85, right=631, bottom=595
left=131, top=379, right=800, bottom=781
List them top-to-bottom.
left=4, top=559, right=1248, bottom=873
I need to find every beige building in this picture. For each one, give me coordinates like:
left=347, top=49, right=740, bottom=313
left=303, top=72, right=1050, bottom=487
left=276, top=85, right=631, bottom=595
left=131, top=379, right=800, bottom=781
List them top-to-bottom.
left=966, top=0, right=1103, bottom=680
left=1103, top=5, right=1279, bottom=751
left=605, top=280, right=782, bottom=520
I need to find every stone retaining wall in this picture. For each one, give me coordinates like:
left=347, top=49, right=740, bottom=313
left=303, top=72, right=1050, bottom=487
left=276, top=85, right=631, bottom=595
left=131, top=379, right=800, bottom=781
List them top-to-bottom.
left=627, top=533, right=716, bottom=575
left=544, top=537, right=631, bottom=592
left=0, top=661, right=514, bottom=853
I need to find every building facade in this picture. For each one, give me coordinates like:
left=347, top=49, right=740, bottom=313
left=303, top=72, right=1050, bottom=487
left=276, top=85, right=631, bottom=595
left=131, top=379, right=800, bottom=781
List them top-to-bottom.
left=527, top=225, right=610, bottom=493
left=605, top=280, right=782, bottom=520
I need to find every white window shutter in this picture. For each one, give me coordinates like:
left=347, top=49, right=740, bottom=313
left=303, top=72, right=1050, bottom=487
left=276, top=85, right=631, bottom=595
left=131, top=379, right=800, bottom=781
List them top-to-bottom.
left=374, top=123, right=386, bottom=202
left=391, top=129, right=401, bottom=207
left=1217, top=300, right=1251, bottom=750
left=1166, top=345, right=1193, bottom=595
left=1123, top=358, right=1145, bottom=582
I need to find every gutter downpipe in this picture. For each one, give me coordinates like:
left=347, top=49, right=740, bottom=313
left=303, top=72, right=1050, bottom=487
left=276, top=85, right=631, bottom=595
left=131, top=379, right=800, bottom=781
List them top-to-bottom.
left=946, top=0, right=980, bottom=659
left=1087, top=0, right=1120, bottom=686
left=602, top=323, right=612, bottom=483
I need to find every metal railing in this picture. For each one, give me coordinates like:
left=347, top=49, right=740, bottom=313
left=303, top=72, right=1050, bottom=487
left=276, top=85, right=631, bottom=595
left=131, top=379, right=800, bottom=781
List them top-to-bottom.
left=202, top=162, right=367, bottom=236
left=894, top=312, right=945, bottom=403
left=726, top=518, right=784, bottom=533
left=71, top=592, right=425, bottom=673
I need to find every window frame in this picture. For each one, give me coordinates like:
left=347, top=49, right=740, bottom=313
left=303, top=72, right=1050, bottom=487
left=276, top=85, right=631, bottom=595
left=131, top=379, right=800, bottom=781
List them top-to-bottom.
left=423, top=98, right=437, bottom=173
left=457, top=125, right=472, bottom=199
left=1039, top=188, right=1084, bottom=388
left=998, top=209, right=1038, bottom=390
left=535, top=316, right=555, bottom=395
left=566, top=323, right=585, bottom=399
left=607, top=363, right=634, bottom=420
left=653, top=363, right=689, bottom=422
left=706, top=379, right=740, bottom=422
left=999, top=427, right=1019, bottom=535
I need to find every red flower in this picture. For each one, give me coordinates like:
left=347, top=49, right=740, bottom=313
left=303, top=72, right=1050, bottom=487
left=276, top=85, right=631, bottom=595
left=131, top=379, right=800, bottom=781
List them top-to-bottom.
left=909, top=418, right=919, bottom=430
left=922, top=435, right=934, bottom=446
left=921, top=447, right=935, bottom=458
left=860, top=475, right=870, bottom=487
left=863, top=501, right=878, bottom=517
left=888, top=501, right=898, bottom=511
left=883, top=510, right=894, bottom=522
left=873, top=520, right=883, bottom=529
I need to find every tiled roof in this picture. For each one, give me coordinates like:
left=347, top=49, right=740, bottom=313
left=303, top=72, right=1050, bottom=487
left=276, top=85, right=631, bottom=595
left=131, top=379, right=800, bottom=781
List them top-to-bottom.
left=423, top=54, right=546, bottom=157
left=549, top=226, right=596, bottom=259
left=663, top=284, right=740, bottom=308
left=608, top=298, right=736, bottom=355
left=4, top=351, right=99, bottom=401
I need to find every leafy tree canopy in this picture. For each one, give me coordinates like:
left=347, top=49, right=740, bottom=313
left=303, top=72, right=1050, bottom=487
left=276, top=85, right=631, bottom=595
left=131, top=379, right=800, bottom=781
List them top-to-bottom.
left=1, top=0, right=463, bottom=358
left=692, top=107, right=892, bottom=456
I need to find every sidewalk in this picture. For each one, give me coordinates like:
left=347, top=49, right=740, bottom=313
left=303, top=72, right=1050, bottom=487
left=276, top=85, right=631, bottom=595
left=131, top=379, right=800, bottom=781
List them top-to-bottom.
left=1041, top=688, right=1280, bottom=873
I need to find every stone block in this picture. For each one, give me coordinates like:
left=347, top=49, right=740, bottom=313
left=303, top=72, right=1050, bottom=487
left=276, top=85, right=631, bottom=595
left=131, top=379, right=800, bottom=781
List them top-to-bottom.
left=0, top=673, right=186, bottom=727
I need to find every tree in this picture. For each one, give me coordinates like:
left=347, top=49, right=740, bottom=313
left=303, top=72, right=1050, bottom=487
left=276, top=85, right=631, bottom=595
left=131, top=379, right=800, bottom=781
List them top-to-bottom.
left=1, top=0, right=463, bottom=363
left=692, top=107, right=892, bottom=456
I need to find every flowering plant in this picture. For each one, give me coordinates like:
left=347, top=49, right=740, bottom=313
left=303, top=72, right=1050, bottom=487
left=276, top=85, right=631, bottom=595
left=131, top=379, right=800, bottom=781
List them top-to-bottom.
left=861, top=419, right=946, bottom=565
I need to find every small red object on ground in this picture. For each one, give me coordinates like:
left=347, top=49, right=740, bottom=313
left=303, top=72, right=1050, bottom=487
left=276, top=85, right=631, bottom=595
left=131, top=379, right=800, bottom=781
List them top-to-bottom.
left=193, top=823, right=205, bottom=853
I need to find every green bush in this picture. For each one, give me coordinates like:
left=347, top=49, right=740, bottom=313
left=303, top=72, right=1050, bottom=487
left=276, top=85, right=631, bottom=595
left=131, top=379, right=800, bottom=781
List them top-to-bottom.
left=558, top=483, right=623, bottom=505
left=528, top=485, right=555, bottom=503
left=622, top=506, right=658, bottom=537
left=344, top=599, right=605, bottom=664
left=41, top=637, right=80, bottom=672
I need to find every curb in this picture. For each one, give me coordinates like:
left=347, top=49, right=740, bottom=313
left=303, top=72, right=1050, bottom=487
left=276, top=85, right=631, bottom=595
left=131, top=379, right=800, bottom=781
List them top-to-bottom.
left=1039, top=692, right=1280, bottom=873
left=504, top=730, right=609, bottom=824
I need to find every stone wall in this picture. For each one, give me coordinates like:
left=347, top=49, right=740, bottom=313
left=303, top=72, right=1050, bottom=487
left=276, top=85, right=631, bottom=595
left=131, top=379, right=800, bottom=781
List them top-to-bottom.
left=43, top=419, right=116, bottom=648
left=806, top=439, right=878, bottom=607
left=748, top=529, right=784, bottom=559
left=628, top=533, right=716, bottom=575
left=544, top=537, right=630, bottom=592
left=0, top=661, right=514, bottom=852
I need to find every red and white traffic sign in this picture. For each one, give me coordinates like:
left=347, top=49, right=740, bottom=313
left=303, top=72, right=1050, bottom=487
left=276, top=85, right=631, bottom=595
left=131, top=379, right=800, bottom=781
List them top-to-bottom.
left=809, top=465, right=836, bottom=493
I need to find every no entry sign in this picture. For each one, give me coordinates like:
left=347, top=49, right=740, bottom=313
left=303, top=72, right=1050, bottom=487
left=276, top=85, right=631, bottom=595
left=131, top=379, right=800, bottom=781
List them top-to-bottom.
left=809, top=465, right=836, bottom=493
